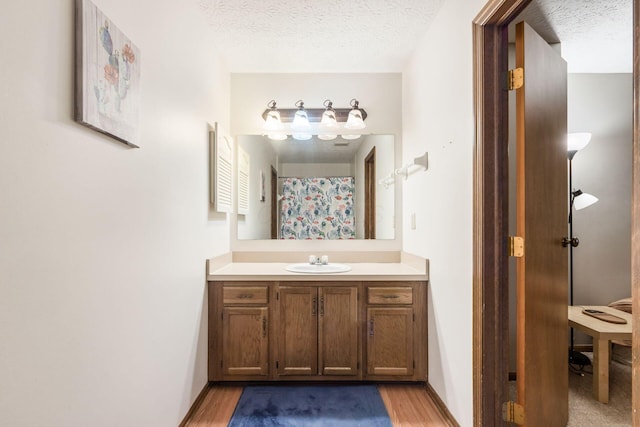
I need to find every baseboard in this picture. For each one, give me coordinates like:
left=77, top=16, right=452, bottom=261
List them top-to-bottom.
left=178, top=382, right=210, bottom=427
left=425, top=383, right=460, bottom=427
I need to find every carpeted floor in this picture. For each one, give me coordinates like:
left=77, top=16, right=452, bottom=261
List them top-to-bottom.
left=508, top=348, right=632, bottom=426
left=567, top=350, right=632, bottom=426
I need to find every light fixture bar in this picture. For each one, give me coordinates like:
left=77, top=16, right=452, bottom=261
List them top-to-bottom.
left=261, top=107, right=367, bottom=123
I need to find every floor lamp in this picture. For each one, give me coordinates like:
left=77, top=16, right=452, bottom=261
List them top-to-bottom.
left=563, top=132, right=599, bottom=367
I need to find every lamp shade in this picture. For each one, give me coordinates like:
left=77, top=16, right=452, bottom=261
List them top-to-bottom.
left=345, top=98, right=366, bottom=130
left=263, top=100, right=283, bottom=131
left=292, top=100, right=310, bottom=131
left=321, top=100, right=337, bottom=127
left=345, top=109, right=365, bottom=130
left=292, top=132, right=312, bottom=141
left=567, top=132, right=592, bottom=153
left=267, top=133, right=287, bottom=141
left=573, top=191, right=598, bottom=210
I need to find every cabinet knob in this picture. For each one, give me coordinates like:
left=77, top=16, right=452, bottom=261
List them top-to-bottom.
left=369, top=319, right=374, bottom=337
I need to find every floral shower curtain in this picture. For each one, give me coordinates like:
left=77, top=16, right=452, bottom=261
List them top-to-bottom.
left=280, top=177, right=355, bottom=240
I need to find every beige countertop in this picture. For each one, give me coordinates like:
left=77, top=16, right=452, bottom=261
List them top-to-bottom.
left=207, top=252, right=429, bottom=282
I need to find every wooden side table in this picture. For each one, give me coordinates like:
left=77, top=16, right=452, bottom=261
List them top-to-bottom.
left=568, top=305, right=632, bottom=403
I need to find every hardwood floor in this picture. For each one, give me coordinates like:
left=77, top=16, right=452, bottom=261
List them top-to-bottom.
left=183, top=384, right=453, bottom=426
left=183, top=386, right=243, bottom=427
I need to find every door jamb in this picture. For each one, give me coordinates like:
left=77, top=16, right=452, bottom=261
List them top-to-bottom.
left=472, top=0, right=640, bottom=425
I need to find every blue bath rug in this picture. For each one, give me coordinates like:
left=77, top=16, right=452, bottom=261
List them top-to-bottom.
left=228, top=384, right=392, bottom=427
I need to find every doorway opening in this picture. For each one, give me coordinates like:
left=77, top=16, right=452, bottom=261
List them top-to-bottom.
left=472, top=0, right=639, bottom=425
left=365, top=147, right=376, bottom=239
left=271, top=166, right=278, bottom=239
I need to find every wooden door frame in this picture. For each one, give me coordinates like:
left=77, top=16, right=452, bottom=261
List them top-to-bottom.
left=472, top=0, right=640, bottom=425
left=365, top=147, right=376, bottom=239
left=270, top=166, right=278, bottom=239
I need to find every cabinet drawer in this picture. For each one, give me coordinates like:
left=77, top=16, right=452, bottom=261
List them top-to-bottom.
left=223, top=286, right=268, bottom=305
left=367, top=287, right=413, bottom=305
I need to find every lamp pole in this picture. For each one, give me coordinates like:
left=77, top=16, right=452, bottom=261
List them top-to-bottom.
left=564, top=143, right=598, bottom=367
left=563, top=154, right=582, bottom=365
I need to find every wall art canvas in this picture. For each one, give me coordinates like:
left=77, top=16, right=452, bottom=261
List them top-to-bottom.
left=75, top=0, right=141, bottom=147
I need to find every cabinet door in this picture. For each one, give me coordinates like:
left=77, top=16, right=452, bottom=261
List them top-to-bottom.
left=277, top=287, right=318, bottom=376
left=318, top=287, right=359, bottom=376
left=222, top=307, right=269, bottom=377
left=366, top=307, right=414, bottom=376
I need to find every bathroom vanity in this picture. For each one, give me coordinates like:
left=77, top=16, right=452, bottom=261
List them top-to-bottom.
left=207, top=252, right=428, bottom=383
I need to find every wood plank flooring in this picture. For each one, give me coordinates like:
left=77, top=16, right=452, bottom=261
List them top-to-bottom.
left=184, top=384, right=452, bottom=427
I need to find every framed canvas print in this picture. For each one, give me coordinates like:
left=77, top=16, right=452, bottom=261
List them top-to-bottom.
left=75, top=0, right=141, bottom=147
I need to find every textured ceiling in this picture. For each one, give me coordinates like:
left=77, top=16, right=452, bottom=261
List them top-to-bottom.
left=197, top=0, right=443, bottom=72
left=198, top=0, right=631, bottom=74
left=512, top=0, right=632, bottom=73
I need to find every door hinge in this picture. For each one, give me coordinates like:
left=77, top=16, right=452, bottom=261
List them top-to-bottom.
left=508, top=67, right=524, bottom=90
left=508, top=236, right=524, bottom=257
left=502, top=401, right=525, bottom=425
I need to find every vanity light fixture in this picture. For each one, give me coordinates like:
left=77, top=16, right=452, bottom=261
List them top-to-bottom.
left=345, top=98, right=366, bottom=130
left=261, top=99, right=367, bottom=141
left=318, top=99, right=338, bottom=141
left=263, top=100, right=288, bottom=140
left=263, top=100, right=283, bottom=131
left=291, top=100, right=312, bottom=141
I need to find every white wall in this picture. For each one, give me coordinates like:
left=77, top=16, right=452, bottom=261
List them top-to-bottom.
left=402, top=0, right=485, bottom=425
left=0, top=1, right=230, bottom=426
left=230, top=73, right=403, bottom=252
left=569, top=74, right=632, bottom=311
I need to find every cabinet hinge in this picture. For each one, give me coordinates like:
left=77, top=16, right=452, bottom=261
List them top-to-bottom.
left=508, top=67, right=524, bottom=90
left=508, top=236, right=525, bottom=257
left=276, top=292, right=279, bottom=300
left=413, top=313, right=416, bottom=321
left=276, top=361, right=279, bottom=369
left=357, top=362, right=360, bottom=370
left=502, top=401, right=525, bottom=425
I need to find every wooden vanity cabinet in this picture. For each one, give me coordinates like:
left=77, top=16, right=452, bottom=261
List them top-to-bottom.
left=208, top=280, right=426, bottom=383
left=209, top=282, right=272, bottom=381
left=364, top=282, right=427, bottom=381
left=276, top=283, right=360, bottom=379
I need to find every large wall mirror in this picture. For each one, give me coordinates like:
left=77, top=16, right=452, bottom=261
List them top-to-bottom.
left=236, top=134, right=395, bottom=240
